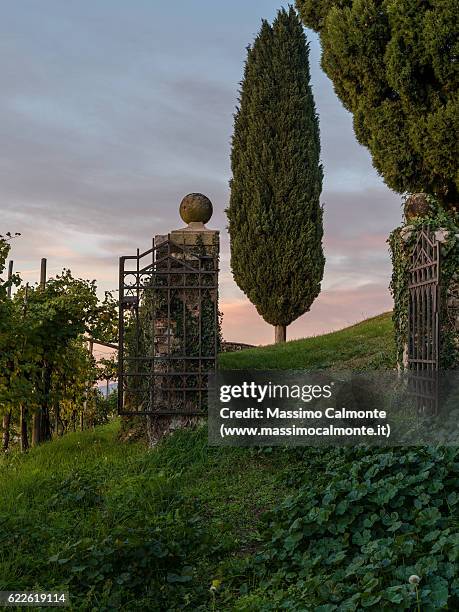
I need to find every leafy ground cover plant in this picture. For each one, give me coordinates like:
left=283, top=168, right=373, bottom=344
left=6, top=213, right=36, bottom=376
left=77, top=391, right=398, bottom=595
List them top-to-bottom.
left=231, top=446, right=459, bottom=611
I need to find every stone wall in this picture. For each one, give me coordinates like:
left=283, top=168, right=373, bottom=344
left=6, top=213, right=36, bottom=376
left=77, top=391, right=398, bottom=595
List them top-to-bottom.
left=221, top=341, right=255, bottom=352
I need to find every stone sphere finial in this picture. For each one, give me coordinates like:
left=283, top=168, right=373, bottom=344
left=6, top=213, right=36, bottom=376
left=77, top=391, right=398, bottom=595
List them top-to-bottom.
left=179, top=193, right=213, bottom=225
left=404, top=193, right=430, bottom=221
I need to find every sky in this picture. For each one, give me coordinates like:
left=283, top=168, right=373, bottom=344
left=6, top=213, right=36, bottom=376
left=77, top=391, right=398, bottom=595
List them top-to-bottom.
left=1, top=0, right=403, bottom=346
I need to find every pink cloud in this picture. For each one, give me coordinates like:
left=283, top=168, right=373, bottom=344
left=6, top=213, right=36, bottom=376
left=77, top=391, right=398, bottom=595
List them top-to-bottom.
left=324, top=232, right=389, bottom=252
left=221, top=283, right=393, bottom=345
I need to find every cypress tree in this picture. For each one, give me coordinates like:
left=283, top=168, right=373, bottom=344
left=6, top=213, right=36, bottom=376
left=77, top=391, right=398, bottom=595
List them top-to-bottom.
left=296, top=0, right=459, bottom=208
left=227, top=7, right=324, bottom=343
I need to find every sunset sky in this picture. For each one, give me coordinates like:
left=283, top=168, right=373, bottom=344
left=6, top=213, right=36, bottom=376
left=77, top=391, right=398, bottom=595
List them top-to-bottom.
left=1, top=0, right=403, bottom=346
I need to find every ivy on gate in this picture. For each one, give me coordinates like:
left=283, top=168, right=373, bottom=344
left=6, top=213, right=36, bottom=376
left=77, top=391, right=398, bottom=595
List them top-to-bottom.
left=389, top=199, right=459, bottom=369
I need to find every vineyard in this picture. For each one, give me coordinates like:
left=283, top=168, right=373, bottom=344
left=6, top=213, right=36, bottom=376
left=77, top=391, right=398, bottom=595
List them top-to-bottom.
left=0, top=234, right=118, bottom=452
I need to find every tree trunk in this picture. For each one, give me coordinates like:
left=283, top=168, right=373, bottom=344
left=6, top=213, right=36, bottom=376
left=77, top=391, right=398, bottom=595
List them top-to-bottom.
left=274, top=325, right=287, bottom=343
left=33, top=364, right=53, bottom=446
left=41, top=366, right=52, bottom=442
left=54, top=402, right=60, bottom=437
left=20, top=406, right=29, bottom=452
left=2, top=410, right=12, bottom=451
left=32, top=410, right=48, bottom=446
left=32, top=413, right=40, bottom=446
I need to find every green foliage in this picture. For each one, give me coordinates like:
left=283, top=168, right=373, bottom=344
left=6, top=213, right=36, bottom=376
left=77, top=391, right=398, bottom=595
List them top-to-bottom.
left=296, top=0, right=459, bottom=206
left=228, top=7, right=324, bottom=328
left=389, top=203, right=459, bottom=368
left=388, top=227, right=410, bottom=369
left=0, top=234, right=23, bottom=410
left=0, top=240, right=118, bottom=447
left=16, top=270, right=116, bottom=359
left=2, top=313, right=457, bottom=610
left=98, top=357, right=117, bottom=385
left=93, top=389, right=118, bottom=426
left=4, top=420, right=459, bottom=610
left=0, top=425, right=195, bottom=609
left=239, top=446, right=459, bottom=610
left=45, top=514, right=208, bottom=608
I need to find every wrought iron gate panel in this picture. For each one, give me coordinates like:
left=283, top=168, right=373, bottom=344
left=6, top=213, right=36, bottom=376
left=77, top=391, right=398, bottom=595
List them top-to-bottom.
left=408, top=226, right=440, bottom=412
left=118, top=235, right=218, bottom=416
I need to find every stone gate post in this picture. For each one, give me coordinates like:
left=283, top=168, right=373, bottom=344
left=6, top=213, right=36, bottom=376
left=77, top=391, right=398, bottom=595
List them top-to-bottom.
left=147, top=193, right=220, bottom=444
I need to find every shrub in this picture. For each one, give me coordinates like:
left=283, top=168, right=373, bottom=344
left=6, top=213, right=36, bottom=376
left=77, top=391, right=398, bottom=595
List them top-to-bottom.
left=241, top=446, right=459, bottom=610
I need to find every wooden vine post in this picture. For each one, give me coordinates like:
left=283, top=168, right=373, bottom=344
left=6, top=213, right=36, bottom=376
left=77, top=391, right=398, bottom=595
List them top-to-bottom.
left=32, top=258, right=49, bottom=446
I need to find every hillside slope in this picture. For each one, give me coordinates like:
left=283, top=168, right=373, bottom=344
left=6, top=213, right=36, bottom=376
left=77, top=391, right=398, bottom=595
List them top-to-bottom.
left=219, top=312, right=395, bottom=370
left=4, top=314, right=455, bottom=611
left=0, top=422, right=293, bottom=610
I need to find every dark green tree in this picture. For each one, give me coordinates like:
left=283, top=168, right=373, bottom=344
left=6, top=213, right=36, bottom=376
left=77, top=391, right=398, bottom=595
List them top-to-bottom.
left=296, top=0, right=459, bottom=207
left=228, top=7, right=324, bottom=343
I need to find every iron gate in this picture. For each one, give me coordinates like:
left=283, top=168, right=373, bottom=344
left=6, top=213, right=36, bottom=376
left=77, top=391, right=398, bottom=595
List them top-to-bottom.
left=408, top=226, right=440, bottom=411
left=118, top=235, right=218, bottom=416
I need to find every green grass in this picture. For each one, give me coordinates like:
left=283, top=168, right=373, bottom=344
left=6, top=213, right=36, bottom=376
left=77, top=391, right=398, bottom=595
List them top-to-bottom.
left=219, top=312, right=395, bottom=370
left=0, top=313, right=398, bottom=610
left=3, top=313, right=457, bottom=609
left=0, top=421, right=293, bottom=611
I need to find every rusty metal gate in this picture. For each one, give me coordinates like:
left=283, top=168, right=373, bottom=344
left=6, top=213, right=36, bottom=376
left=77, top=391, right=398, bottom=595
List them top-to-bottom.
left=408, top=226, right=440, bottom=411
left=118, top=235, right=218, bottom=416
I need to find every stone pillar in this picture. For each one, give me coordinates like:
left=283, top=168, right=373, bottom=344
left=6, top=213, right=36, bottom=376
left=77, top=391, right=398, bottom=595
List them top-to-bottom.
left=147, top=193, right=220, bottom=445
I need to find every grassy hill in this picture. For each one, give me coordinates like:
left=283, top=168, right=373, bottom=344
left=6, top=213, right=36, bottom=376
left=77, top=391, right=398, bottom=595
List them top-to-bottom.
left=219, top=312, right=395, bottom=370
left=2, top=313, right=458, bottom=610
left=0, top=422, right=294, bottom=611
